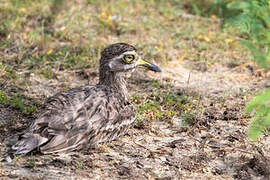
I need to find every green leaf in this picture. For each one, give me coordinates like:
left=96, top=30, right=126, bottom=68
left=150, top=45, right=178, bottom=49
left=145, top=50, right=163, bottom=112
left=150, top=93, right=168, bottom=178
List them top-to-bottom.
left=224, top=0, right=270, bottom=141
left=227, top=1, right=250, bottom=11
left=226, top=14, right=252, bottom=33
left=261, top=14, right=270, bottom=28
left=240, top=40, right=269, bottom=68
left=245, top=89, right=270, bottom=114
left=246, top=90, right=270, bottom=141
left=247, top=106, right=270, bottom=141
left=248, top=118, right=265, bottom=141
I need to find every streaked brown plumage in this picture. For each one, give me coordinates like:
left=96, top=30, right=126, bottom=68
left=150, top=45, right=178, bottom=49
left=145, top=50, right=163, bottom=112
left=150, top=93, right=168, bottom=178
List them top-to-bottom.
left=12, top=43, right=161, bottom=154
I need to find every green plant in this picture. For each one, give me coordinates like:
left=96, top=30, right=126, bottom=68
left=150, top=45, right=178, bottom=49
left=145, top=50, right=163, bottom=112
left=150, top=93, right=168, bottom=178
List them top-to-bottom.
left=179, top=0, right=235, bottom=18
left=224, top=0, right=270, bottom=141
left=226, top=0, right=270, bottom=68
left=132, top=83, right=199, bottom=129
left=0, top=90, right=8, bottom=104
left=0, top=90, right=38, bottom=115
left=246, top=90, right=270, bottom=141
left=10, top=95, right=26, bottom=112
left=11, top=95, right=38, bottom=115
left=182, top=113, right=196, bottom=126
left=76, top=161, right=85, bottom=169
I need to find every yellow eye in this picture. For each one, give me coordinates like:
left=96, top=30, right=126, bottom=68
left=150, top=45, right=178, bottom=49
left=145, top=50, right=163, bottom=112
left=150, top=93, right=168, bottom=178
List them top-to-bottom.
left=123, top=54, right=136, bottom=63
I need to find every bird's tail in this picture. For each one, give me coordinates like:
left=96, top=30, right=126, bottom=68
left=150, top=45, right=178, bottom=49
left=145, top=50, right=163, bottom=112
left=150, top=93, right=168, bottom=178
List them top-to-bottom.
left=12, top=133, right=48, bottom=154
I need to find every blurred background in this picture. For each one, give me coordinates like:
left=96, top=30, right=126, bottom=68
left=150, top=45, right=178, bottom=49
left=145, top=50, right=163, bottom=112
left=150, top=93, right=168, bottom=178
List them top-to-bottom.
left=1, top=0, right=268, bottom=77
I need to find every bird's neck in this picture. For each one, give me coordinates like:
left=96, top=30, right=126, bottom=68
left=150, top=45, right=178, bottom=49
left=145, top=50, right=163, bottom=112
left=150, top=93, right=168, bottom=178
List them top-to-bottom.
left=98, top=70, right=129, bottom=99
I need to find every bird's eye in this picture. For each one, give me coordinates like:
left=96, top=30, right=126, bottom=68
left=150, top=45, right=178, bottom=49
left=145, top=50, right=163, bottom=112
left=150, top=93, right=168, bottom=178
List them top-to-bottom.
left=123, top=54, right=136, bottom=63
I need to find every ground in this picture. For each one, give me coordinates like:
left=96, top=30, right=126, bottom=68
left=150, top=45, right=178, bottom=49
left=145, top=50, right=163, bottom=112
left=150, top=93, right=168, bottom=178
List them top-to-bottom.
left=1, top=0, right=270, bottom=179
left=1, top=61, right=270, bottom=179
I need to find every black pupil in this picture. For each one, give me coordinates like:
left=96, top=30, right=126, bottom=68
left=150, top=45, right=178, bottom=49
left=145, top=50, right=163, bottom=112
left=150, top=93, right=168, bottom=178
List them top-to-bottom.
left=126, top=55, right=134, bottom=61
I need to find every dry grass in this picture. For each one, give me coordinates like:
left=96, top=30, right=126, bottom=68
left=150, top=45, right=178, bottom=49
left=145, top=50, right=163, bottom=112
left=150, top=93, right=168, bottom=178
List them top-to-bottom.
left=0, top=1, right=248, bottom=74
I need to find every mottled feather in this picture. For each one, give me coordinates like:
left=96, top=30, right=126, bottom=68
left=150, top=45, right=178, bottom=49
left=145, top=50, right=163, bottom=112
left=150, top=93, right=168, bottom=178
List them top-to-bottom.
left=11, top=43, right=156, bottom=154
left=12, top=85, right=135, bottom=154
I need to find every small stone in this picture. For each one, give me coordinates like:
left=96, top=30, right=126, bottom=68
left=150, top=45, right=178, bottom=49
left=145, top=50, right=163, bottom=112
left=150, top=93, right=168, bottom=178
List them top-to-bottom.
left=6, top=156, right=12, bottom=163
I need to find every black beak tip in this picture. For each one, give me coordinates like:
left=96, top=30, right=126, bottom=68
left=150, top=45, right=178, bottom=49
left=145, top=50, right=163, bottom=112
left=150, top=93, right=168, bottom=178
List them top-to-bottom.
left=139, top=61, right=162, bottom=72
left=150, top=65, right=162, bottom=72
left=154, top=66, right=162, bottom=72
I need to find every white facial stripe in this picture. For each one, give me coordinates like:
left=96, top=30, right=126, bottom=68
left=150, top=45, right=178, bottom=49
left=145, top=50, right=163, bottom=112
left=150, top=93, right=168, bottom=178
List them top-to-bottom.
left=111, top=50, right=137, bottom=61
left=122, top=50, right=137, bottom=55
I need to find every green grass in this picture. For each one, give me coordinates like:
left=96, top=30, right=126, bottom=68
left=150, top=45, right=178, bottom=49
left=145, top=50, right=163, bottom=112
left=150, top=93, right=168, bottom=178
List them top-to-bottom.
left=132, top=82, right=200, bottom=129
left=0, top=90, right=38, bottom=115
left=0, top=90, right=9, bottom=104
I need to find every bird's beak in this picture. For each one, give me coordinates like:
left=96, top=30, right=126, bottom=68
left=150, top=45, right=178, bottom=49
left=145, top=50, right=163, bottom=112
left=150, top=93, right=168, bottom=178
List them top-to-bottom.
left=136, top=58, right=162, bottom=72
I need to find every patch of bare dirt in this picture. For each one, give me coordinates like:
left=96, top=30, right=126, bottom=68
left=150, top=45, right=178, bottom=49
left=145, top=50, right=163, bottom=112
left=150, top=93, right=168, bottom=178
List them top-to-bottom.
left=163, top=60, right=267, bottom=95
left=1, top=61, right=270, bottom=179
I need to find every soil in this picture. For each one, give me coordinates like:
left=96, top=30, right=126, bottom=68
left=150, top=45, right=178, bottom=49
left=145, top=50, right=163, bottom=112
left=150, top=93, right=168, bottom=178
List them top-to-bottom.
left=1, top=60, right=270, bottom=180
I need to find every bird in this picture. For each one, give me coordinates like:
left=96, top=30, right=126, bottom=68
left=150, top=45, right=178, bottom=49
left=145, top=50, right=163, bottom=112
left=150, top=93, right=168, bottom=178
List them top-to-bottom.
left=12, top=43, right=161, bottom=154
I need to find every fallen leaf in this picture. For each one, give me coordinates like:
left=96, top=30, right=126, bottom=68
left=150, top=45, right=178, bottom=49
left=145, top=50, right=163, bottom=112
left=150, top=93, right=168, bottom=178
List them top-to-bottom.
left=178, top=53, right=187, bottom=62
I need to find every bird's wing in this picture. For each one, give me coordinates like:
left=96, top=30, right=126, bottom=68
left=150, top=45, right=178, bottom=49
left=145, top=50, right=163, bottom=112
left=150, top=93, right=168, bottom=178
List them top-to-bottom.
left=12, top=86, right=94, bottom=154
left=13, top=86, right=135, bottom=154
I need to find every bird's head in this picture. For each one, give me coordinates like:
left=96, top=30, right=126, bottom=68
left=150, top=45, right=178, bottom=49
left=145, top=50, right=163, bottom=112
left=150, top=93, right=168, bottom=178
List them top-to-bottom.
left=100, top=43, right=161, bottom=73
